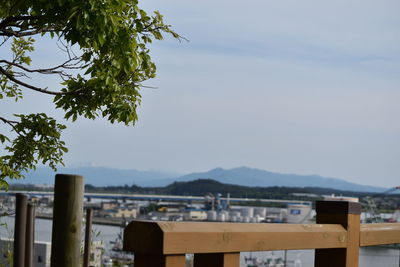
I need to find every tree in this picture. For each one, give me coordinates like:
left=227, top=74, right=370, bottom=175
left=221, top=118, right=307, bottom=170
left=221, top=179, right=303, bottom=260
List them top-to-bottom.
left=0, top=0, right=182, bottom=188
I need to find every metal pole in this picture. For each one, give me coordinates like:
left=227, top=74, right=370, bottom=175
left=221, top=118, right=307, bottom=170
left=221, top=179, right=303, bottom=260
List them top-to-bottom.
left=50, top=174, right=84, bottom=267
left=13, top=193, right=27, bottom=267
left=25, top=203, right=36, bottom=267
left=83, top=208, right=93, bottom=267
left=283, top=250, right=287, bottom=267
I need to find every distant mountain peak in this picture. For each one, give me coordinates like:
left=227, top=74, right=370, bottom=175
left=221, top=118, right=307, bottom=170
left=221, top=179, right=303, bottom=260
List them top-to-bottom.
left=12, top=165, right=387, bottom=193
left=231, top=166, right=274, bottom=174
left=177, top=167, right=386, bottom=193
left=209, top=167, right=225, bottom=172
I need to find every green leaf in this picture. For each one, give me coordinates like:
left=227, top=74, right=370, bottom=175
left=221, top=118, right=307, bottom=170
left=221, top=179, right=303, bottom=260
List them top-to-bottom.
left=0, top=0, right=182, bottom=185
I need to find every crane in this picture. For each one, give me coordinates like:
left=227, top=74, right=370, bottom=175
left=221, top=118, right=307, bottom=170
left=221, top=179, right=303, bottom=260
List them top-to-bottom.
left=363, top=186, right=400, bottom=223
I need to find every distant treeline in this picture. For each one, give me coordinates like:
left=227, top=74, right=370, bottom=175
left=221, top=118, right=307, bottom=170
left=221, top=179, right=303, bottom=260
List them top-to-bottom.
left=10, top=179, right=400, bottom=210
left=10, top=179, right=397, bottom=200
left=81, top=179, right=387, bottom=200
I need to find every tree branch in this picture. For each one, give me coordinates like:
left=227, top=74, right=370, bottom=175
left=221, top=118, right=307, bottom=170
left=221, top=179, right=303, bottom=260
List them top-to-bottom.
left=0, top=15, right=42, bottom=29
left=0, top=15, right=59, bottom=38
left=0, top=27, right=58, bottom=37
left=0, top=37, right=9, bottom=46
left=0, top=59, right=82, bottom=77
left=0, top=66, right=65, bottom=95
left=0, top=66, right=85, bottom=96
left=0, top=116, right=22, bottom=137
left=0, top=116, right=18, bottom=124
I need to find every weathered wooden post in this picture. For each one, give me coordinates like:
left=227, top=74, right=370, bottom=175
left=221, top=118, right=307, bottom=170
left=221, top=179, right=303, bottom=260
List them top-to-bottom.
left=50, top=174, right=84, bottom=267
left=13, top=193, right=27, bottom=267
left=314, top=201, right=361, bottom=267
left=25, top=203, right=36, bottom=267
left=83, top=208, right=93, bottom=267
left=124, top=221, right=186, bottom=267
left=194, top=253, right=240, bottom=267
left=134, top=254, right=186, bottom=267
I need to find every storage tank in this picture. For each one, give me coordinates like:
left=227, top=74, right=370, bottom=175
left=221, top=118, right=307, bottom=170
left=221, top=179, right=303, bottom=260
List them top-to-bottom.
left=287, top=204, right=312, bottom=223
left=241, top=207, right=254, bottom=218
left=254, top=207, right=267, bottom=218
left=393, top=209, right=400, bottom=222
left=207, top=210, right=217, bottom=221
left=229, top=210, right=241, bottom=218
left=221, top=211, right=230, bottom=221
left=217, top=212, right=226, bottom=222
left=242, top=216, right=250, bottom=223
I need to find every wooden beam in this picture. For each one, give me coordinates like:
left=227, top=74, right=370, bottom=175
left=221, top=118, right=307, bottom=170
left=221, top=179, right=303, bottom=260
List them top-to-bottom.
left=314, top=201, right=361, bottom=267
left=123, top=220, right=347, bottom=255
left=123, top=220, right=164, bottom=254
left=162, top=223, right=347, bottom=254
left=360, top=223, right=400, bottom=246
left=194, top=253, right=240, bottom=267
left=133, top=254, right=185, bottom=267
left=165, top=255, right=186, bottom=267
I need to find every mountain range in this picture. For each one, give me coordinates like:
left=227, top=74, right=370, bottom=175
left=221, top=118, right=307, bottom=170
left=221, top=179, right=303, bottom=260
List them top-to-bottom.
left=9, top=166, right=386, bottom=193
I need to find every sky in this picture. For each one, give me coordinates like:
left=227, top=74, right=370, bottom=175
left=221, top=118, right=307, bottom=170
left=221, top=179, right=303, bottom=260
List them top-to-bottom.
left=1, top=0, right=400, bottom=187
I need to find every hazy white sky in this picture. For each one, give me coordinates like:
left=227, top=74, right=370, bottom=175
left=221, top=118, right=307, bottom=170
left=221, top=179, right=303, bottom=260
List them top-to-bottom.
left=1, top=0, right=400, bottom=187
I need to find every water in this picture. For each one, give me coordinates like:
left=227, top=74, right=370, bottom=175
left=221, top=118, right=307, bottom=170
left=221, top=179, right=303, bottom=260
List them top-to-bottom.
left=0, top=216, right=120, bottom=252
left=1, top=217, right=399, bottom=267
left=241, top=248, right=400, bottom=267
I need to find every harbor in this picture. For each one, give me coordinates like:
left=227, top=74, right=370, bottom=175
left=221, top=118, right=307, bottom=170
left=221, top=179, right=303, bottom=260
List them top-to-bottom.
left=1, top=189, right=399, bottom=266
left=1, top=216, right=400, bottom=267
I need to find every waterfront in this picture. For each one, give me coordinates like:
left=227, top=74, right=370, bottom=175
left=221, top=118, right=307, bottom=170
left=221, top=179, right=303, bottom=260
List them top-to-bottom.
left=1, top=216, right=399, bottom=266
left=0, top=217, right=121, bottom=253
left=240, top=247, right=400, bottom=267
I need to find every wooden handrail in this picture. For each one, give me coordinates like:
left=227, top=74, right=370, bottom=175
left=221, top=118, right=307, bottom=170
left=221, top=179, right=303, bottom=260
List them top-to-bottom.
left=123, top=201, right=400, bottom=267
left=124, top=221, right=347, bottom=254
left=360, top=223, right=400, bottom=246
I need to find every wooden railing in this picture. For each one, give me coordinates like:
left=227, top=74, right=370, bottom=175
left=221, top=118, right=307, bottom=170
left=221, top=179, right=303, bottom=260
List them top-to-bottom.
left=123, top=201, right=400, bottom=267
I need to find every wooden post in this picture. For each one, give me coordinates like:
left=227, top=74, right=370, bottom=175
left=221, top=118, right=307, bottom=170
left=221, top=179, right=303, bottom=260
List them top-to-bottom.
left=50, top=174, right=84, bottom=267
left=13, top=193, right=27, bottom=267
left=314, top=201, right=361, bottom=267
left=25, top=203, right=36, bottom=267
left=83, top=208, right=93, bottom=267
left=194, top=253, right=240, bottom=267
left=134, top=254, right=186, bottom=267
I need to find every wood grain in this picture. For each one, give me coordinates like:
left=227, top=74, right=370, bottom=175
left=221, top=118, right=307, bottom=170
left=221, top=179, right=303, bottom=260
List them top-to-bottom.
left=314, top=202, right=361, bottom=267
left=123, top=220, right=347, bottom=255
left=360, top=223, right=400, bottom=246
left=133, top=253, right=185, bottom=267
left=194, top=253, right=240, bottom=267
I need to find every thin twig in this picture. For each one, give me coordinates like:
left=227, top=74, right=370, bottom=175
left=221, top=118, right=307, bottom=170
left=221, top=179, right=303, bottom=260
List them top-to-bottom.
left=0, top=37, right=9, bottom=46
left=0, top=58, right=82, bottom=74
left=0, top=66, right=71, bottom=95
left=0, top=116, right=23, bottom=137
left=0, top=116, right=18, bottom=124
